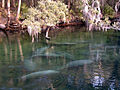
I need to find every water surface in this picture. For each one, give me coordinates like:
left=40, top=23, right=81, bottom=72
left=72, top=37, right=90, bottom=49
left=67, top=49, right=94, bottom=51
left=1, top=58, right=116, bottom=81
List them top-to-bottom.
left=0, top=27, right=120, bottom=90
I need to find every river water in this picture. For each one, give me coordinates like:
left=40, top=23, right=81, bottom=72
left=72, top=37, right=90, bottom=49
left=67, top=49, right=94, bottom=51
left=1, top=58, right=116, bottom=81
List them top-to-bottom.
left=0, top=27, right=120, bottom=90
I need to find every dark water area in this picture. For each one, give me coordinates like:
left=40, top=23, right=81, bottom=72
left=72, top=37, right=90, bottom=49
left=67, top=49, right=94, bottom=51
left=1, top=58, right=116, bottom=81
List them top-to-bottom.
left=0, top=27, right=120, bottom=90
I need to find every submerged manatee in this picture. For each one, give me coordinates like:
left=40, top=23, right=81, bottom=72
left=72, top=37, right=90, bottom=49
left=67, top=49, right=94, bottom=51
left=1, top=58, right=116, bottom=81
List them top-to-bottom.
left=75, top=40, right=90, bottom=44
left=51, top=41, right=89, bottom=46
left=51, top=42, right=76, bottom=46
left=32, top=46, right=74, bottom=59
left=33, top=47, right=49, bottom=55
left=32, top=50, right=74, bottom=59
left=24, top=59, right=36, bottom=71
left=66, top=60, right=93, bottom=68
left=21, top=70, right=59, bottom=80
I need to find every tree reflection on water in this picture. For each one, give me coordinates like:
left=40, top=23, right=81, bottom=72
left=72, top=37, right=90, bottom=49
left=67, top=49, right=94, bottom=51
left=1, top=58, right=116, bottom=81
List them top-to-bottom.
left=0, top=27, right=120, bottom=89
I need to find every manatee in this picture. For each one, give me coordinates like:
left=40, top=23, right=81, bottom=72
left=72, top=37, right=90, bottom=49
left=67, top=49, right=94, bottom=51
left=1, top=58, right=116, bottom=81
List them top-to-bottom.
left=76, top=40, right=90, bottom=44
left=51, top=41, right=89, bottom=46
left=51, top=42, right=76, bottom=46
left=32, top=46, right=74, bottom=59
left=33, top=47, right=49, bottom=55
left=32, top=51, right=73, bottom=59
left=24, top=59, right=36, bottom=71
left=66, top=60, right=93, bottom=68
left=21, top=70, right=59, bottom=80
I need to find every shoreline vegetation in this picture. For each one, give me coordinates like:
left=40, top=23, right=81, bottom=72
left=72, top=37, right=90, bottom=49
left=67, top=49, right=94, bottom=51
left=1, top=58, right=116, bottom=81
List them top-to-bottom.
left=0, top=0, right=120, bottom=42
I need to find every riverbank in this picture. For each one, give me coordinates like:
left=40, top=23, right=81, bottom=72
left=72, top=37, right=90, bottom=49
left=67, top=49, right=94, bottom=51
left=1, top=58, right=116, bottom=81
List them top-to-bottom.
left=0, top=15, right=85, bottom=41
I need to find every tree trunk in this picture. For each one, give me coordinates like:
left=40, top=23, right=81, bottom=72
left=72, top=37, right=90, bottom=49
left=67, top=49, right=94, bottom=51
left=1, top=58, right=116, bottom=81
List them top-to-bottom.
left=2, top=0, right=5, bottom=8
left=7, top=0, right=10, bottom=28
left=12, top=0, right=16, bottom=8
left=16, top=0, right=21, bottom=22
left=31, top=0, right=34, bottom=7
left=34, top=0, right=36, bottom=7
left=68, top=0, right=71, bottom=9
left=101, top=0, right=105, bottom=7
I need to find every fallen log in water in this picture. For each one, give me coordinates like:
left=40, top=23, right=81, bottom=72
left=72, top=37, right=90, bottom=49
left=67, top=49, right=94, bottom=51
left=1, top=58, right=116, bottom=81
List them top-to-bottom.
left=0, top=20, right=84, bottom=32
left=56, top=21, right=85, bottom=27
left=0, top=24, right=24, bottom=31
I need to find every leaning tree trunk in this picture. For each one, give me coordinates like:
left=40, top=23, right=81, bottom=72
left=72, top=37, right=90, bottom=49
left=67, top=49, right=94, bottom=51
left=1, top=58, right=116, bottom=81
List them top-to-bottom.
left=2, top=0, right=5, bottom=8
left=7, top=0, right=10, bottom=28
left=16, top=0, right=21, bottom=23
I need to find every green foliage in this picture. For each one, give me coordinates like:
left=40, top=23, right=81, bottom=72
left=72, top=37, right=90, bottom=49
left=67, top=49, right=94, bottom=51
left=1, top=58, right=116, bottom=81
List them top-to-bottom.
left=23, top=0, right=69, bottom=32
left=70, top=0, right=83, bottom=18
left=21, top=3, right=28, bottom=18
left=103, top=4, right=115, bottom=17
left=0, top=8, right=7, bottom=18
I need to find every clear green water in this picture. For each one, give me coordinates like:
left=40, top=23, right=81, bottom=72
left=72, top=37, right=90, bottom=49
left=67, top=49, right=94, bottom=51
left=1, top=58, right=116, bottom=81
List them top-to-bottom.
left=0, top=27, right=120, bottom=90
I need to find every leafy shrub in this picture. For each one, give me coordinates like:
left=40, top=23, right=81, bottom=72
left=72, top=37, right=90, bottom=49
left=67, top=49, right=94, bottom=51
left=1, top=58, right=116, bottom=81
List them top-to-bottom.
left=23, top=0, right=69, bottom=33
left=69, top=0, right=83, bottom=19
left=21, top=3, right=28, bottom=19
left=103, top=4, right=115, bottom=17
left=0, top=8, right=7, bottom=18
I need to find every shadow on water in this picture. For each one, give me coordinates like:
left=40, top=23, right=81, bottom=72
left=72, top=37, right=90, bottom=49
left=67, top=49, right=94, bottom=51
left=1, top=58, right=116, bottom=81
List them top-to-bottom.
left=0, top=30, right=9, bottom=41
left=107, top=60, right=120, bottom=90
